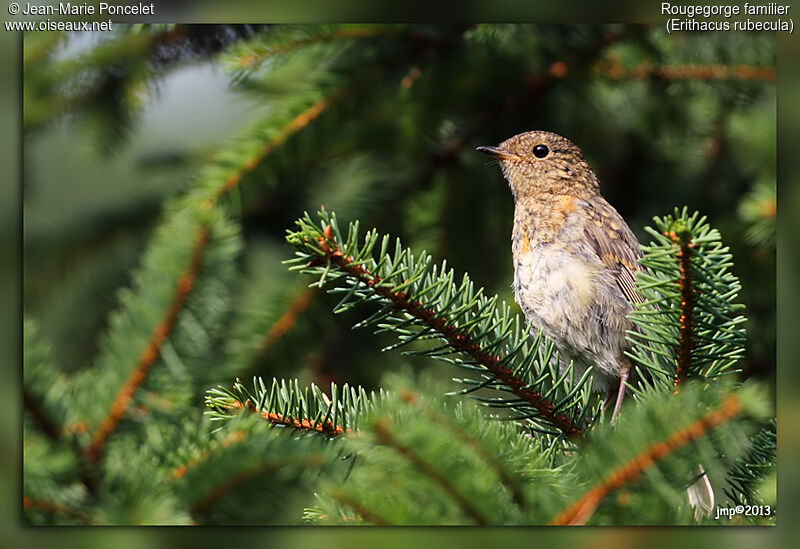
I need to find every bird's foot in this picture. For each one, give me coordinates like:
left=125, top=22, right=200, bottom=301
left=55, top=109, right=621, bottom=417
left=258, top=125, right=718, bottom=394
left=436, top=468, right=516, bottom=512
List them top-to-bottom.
left=610, top=363, right=630, bottom=426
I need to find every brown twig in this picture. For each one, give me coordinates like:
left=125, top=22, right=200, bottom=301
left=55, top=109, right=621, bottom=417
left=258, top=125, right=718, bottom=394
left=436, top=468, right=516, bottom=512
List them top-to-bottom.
left=236, top=26, right=393, bottom=68
left=595, top=58, right=776, bottom=81
left=84, top=72, right=343, bottom=463
left=202, top=89, right=347, bottom=209
left=84, top=227, right=210, bottom=463
left=313, top=227, right=583, bottom=438
left=667, top=230, right=696, bottom=391
left=256, top=287, right=316, bottom=357
left=400, top=389, right=526, bottom=509
left=549, top=393, right=742, bottom=525
left=170, top=399, right=348, bottom=481
left=225, top=399, right=348, bottom=437
left=374, top=416, right=488, bottom=525
left=171, top=430, right=247, bottom=480
left=190, top=455, right=323, bottom=515
left=190, top=463, right=279, bottom=515
left=331, top=490, right=392, bottom=525
left=24, top=496, right=91, bottom=524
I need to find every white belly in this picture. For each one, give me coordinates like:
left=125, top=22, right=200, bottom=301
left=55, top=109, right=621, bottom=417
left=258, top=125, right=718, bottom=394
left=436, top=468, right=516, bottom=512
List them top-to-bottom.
left=513, top=246, right=630, bottom=388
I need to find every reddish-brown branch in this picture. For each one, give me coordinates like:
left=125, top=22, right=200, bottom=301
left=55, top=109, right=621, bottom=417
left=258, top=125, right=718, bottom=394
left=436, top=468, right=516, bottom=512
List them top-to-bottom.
left=237, top=26, right=391, bottom=68
left=594, top=58, right=776, bottom=81
left=203, top=89, right=346, bottom=209
left=84, top=227, right=210, bottom=463
left=312, top=227, right=583, bottom=438
left=667, top=231, right=696, bottom=391
left=257, top=287, right=316, bottom=356
left=400, top=390, right=526, bottom=508
left=550, top=393, right=742, bottom=525
left=224, top=398, right=348, bottom=437
left=170, top=401, right=348, bottom=481
left=374, top=416, right=488, bottom=525
left=171, top=430, right=247, bottom=480
left=190, top=455, right=323, bottom=515
left=190, top=463, right=279, bottom=514
left=331, top=490, right=392, bottom=525
left=24, top=496, right=91, bottom=523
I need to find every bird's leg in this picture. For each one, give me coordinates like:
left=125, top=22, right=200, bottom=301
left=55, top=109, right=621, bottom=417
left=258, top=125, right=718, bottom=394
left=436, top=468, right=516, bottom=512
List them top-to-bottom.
left=610, top=361, right=630, bottom=425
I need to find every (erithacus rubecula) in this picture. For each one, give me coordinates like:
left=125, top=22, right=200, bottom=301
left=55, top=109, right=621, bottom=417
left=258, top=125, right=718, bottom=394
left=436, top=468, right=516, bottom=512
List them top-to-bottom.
left=478, top=130, right=644, bottom=423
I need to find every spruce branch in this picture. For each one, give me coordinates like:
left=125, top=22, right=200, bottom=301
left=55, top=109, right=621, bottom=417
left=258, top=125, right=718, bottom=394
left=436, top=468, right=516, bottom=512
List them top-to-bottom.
left=225, top=25, right=401, bottom=74
left=412, top=26, right=633, bottom=189
left=592, top=58, right=776, bottom=81
left=196, top=88, right=347, bottom=210
left=627, top=208, right=747, bottom=391
left=286, top=210, right=595, bottom=439
left=84, top=226, right=210, bottom=463
left=672, top=227, right=695, bottom=389
left=256, top=287, right=317, bottom=357
left=23, top=319, right=68, bottom=441
left=206, top=377, right=381, bottom=436
left=309, top=377, right=552, bottom=525
left=546, top=380, right=771, bottom=526
left=400, top=389, right=526, bottom=509
left=551, top=392, right=743, bottom=525
left=168, top=413, right=344, bottom=524
left=373, top=415, right=489, bottom=525
left=723, top=419, right=776, bottom=507
left=170, top=429, right=248, bottom=481
left=189, top=459, right=320, bottom=516
left=328, top=491, right=392, bottom=525
left=24, top=496, right=91, bottom=524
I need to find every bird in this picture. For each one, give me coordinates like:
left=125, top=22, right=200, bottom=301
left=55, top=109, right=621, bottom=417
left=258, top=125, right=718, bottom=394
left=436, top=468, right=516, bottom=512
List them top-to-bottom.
left=477, top=130, right=644, bottom=424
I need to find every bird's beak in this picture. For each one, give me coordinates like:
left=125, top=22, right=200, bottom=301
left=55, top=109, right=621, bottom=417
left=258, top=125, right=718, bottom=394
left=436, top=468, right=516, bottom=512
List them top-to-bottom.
left=476, top=145, right=515, bottom=160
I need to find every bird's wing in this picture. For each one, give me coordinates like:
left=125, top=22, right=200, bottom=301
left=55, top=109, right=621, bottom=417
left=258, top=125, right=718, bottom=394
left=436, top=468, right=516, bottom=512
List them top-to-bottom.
left=581, top=201, right=645, bottom=305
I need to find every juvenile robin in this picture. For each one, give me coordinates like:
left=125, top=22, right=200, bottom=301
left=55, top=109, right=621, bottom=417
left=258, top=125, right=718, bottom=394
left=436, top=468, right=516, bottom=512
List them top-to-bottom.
left=478, top=130, right=644, bottom=424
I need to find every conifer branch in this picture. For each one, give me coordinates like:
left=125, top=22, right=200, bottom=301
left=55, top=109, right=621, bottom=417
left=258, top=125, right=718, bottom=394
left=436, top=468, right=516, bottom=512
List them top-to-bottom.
left=232, top=25, right=395, bottom=69
left=593, top=59, right=776, bottom=81
left=201, top=89, right=346, bottom=209
left=627, top=208, right=747, bottom=390
left=287, top=211, right=590, bottom=438
left=85, top=226, right=210, bottom=463
left=670, top=229, right=695, bottom=390
left=257, top=287, right=317, bottom=357
left=206, top=377, right=379, bottom=435
left=23, top=387, right=60, bottom=441
left=400, top=389, right=526, bottom=509
left=550, top=393, right=743, bottom=525
left=225, top=399, right=348, bottom=436
left=374, top=416, right=488, bottom=525
left=723, top=419, right=776, bottom=507
left=171, top=430, right=247, bottom=480
left=190, top=459, right=321, bottom=515
left=330, top=491, right=392, bottom=525
left=23, top=496, right=91, bottom=524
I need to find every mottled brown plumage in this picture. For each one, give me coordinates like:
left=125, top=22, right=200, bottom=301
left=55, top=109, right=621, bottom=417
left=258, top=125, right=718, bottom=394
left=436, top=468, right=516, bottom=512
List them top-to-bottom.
left=478, top=130, right=643, bottom=423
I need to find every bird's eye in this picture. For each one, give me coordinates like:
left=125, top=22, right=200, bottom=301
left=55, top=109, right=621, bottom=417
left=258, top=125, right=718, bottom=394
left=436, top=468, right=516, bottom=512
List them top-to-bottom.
left=532, top=144, right=549, bottom=158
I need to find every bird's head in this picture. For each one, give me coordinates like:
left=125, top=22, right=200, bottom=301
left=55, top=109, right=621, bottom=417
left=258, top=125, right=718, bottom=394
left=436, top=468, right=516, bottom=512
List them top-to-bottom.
left=477, top=130, right=600, bottom=201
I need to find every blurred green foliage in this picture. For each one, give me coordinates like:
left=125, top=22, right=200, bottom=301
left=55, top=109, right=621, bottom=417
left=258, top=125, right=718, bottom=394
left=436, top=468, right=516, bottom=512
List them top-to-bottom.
left=22, top=24, right=776, bottom=525
left=24, top=24, right=775, bottom=387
